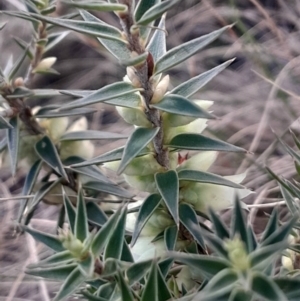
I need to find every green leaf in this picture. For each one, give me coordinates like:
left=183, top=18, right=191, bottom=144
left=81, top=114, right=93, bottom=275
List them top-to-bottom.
left=135, top=0, right=160, bottom=22
left=137, top=0, right=179, bottom=26
left=63, top=1, right=127, bottom=12
left=80, top=10, right=131, bottom=61
left=29, top=13, right=124, bottom=41
left=147, top=14, right=166, bottom=62
left=0, top=22, right=7, bottom=30
left=154, top=25, right=231, bottom=75
left=44, top=31, right=70, bottom=53
left=13, top=36, right=34, bottom=60
left=8, top=46, right=30, bottom=81
left=120, top=52, right=148, bottom=67
left=171, top=59, right=234, bottom=98
left=60, top=82, right=140, bottom=110
left=6, top=87, right=33, bottom=98
left=104, top=92, right=142, bottom=108
left=151, top=94, right=215, bottom=119
left=35, top=107, right=97, bottom=118
left=0, top=116, right=13, bottom=129
left=6, top=116, right=19, bottom=176
left=117, top=127, right=159, bottom=174
left=60, top=130, right=127, bottom=141
left=167, top=133, right=246, bottom=152
left=35, top=135, right=68, bottom=179
left=17, top=160, right=42, bottom=223
left=155, top=170, right=179, bottom=225
left=178, top=170, right=244, bottom=188
left=83, top=181, right=134, bottom=198
left=280, top=183, right=299, bottom=213
left=75, top=189, right=88, bottom=242
left=63, top=190, right=76, bottom=233
left=131, top=193, right=161, bottom=246
left=231, top=197, right=249, bottom=252
left=86, top=202, right=107, bottom=226
left=179, top=203, right=205, bottom=249
left=91, top=206, right=122, bottom=256
left=104, top=206, right=127, bottom=260
left=261, top=207, right=278, bottom=242
left=261, top=215, right=298, bottom=247
left=164, top=225, right=178, bottom=251
left=23, top=226, right=64, bottom=252
left=203, top=233, right=228, bottom=258
left=121, top=239, right=134, bottom=263
left=28, top=250, right=73, bottom=268
left=79, top=253, right=94, bottom=277
left=171, top=253, right=230, bottom=278
left=158, top=257, right=174, bottom=278
left=126, top=259, right=152, bottom=284
left=141, top=261, right=158, bottom=301
left=26, top=263, right=77, bottom=280
left=157, top=263, right=172, bottom=301
left=54, top=267, right=85, bottom=301
left=199, top=268, right=238, bottom=300
left=116, top=271, right=135, bottom=301
left=251, top=272, right=287, bottom=301
left=274, top=278, right=300, bottom=300
left=229, top=289, right=252, bottom=301
left=81, top=291, right=108, bottom=301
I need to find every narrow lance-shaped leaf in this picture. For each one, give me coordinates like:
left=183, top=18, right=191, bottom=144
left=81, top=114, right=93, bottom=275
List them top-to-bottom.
left=135, top=0, right=160, bottom=22
left=137, top=0, right=179, bottom=26
left=63, top=1, right=127, bottom=12
left=80, top=10, right=131, bottom=61
left=28, top=12, right=124, bottom=41
left=147, top=14, right=166, bottom=62
left=154, top=25, right=231, bottom=75
left=44, top=31, right=70, bottom=53
left=13, top=36, right=34, bottom=60
left=8, top=46, right=30, bottom=81
left=171, top=59, right=235, bottom=98
left=60, top=82, right=140, bottom=110
left=151, top=94, right=215, bottom=119
left=35, top=108, right=97, bottom=118
left=0, top=115, right=14, bottom=129
left=6, top=116, right=19, bottom=176
left=117, top=127, right=160, bottom=174
left=60, top=130, right=127, bottom=141
left=167, top=133, right=246, bottom=152
left=35, top=136, right=68, bottom=179
left=155, top=170, right=179, bottom=225
left=178, top=170, right=244, bottom=188
left=279, top=183, right=299, bottom=213
left=63, top=189, right=76, bottom=233
left=75, top=189, right=88, bottom=242
left=131, top=193, right=161, bottom=247
left=86, top=201, right=107, bottom=226
left=179, top=203, right=205, bottom=249
left=104, top=206, right=127, bottom=260
left=261, top=207, right=278, bottom=242
left=164, top=225, right=178, bottom=251
left=23, top=226, right=64, bottom=252
left=27, top=250, right=73, bottom=268
left=78, top=253, right=94, bottom=277
left=127, top=259, right=152, bottom=284
left=141, top=261, right=158, bottom=301
left=26, top=263, right=77, bottom=280
left=157, top=264, right=173, bottom=301
left=53, top=267, right=85, bottom=301
left=117, top=271, right=135, bottom=301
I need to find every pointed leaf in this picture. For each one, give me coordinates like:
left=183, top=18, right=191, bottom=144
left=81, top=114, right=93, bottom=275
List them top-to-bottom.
left=135, top=0, right=160, bottom=22
left=137, top=0, right=179, bottom=26
left=63, top=1, right=127, bottom=12
left=80, top=10, right=131, bottom=61
left=30, top=13, right=124, bottom=41
left=147, top=14, right=166, bottom=62
left=154, top=25, right=230, bottom=75
left=44, top=31, right=70, bottom=53
left=13, top=36, right=34, bottom=59
left=8, top=46, right=30, bottom=81
left=120, top=52, right=148, bottom=67
left=171, top=59, right=234, bottom=98
left=60, top=82, right=140, bottom=110
left=151, top=94, right=215, bottom=119
left=35, top=107, right=97, bottom=118
left=0, top=116, right=13, bottom=129
left=6, top=116, right=19, bottom=176
left=118, top=127, right=159, bottom=174
left=60, top=130, right=127, bottom=141
left=167, top=133, right=246, bottom=152
left=35, top=135, right=68, bottom=179
left=70, top=165, right=112, bottom=184
left=155, top=170, right=179, bottom=225
left=178, top=170, right=244, bottom=188
left=83, top=181, right=134, bottom=198
left=280, top=183, right=298, bottom=213
left=75, top=189, right=88, bottom=241
left=63, top=190, right=76, bottom=233
left=131, top=193, right=161, bottom=246
left=86, top=202, right=107, bottom=226
left=179, top=203, right=205, bottom=249
left=91, top=206, right=122, bottom=256
left=104, top=206, right=127, bottom=260
left=261, top=207, right=278, bottom=242
left=164, top=225, right=178, bottom=251
left=23, top=226, right=64, bottom=252
left=203, top=233, right=228, bottom=258
left=121, top=239, right=134, bottom=263
left=28, top=250, right=73, bottom=268
left=78, top=253, right=94, bottom=277
left=158, top=257, right=174, bottom=278
left=127, top=259, right=152, bottom=284
left=141, top=261, right=158, bottom=301
left=26, top=263, right=76, bottom=280
left=157, top=264, right=172, bottom=301
left=54, top=267, right=85, bottom=301
left=117, top=271, right=135, bottom=301
left=251, top=272, right=287, bottom=301
left=274, top=278, right=300, bottom=300
left=229, top=289, right=252, bottom=301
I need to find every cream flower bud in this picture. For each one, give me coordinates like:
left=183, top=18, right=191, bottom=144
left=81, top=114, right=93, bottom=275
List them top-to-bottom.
left=34, top=57, right=57, bottom=72
left=126, top=67, right=141, bottom=88
left=151, top=75, right=169, bottom=104
left=163, top=100, right=214, bottom=127
left=116, top=106, right=152, bottom=127
left=48, top=117, right=69, bottom=141
left=124, top=174, right=158, bottom=193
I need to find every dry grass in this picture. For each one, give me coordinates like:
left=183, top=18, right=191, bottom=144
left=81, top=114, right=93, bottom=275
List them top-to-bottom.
left=1, top=0, right=300, bottom=299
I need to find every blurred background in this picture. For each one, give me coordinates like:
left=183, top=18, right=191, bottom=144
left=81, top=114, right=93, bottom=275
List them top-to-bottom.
left=0, top=0, right=300, bottom=299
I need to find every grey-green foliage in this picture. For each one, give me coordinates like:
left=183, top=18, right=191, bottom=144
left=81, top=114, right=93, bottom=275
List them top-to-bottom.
left=0, top=0, right=299, bottom=300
